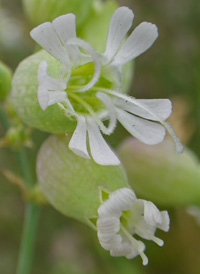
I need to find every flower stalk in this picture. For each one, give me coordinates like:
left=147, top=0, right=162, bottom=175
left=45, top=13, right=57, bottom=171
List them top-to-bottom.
left=0, top=105, right=40, bottom=274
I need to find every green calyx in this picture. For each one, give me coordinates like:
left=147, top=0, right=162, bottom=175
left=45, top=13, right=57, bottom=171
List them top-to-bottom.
left=11, top=50, right=114, bottom=133
left=12, top=50, right=76, bottom=134
left=36, top=134, right=129, bottom=228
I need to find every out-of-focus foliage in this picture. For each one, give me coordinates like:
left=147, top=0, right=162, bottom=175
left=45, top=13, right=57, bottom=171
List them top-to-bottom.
left=1, top=0, right=200, bottom=274
left=22, top=0, right=94, bottom=28
left=0, top=61, right=12, bottom=100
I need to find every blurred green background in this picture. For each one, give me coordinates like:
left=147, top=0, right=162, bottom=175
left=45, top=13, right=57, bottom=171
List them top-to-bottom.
left=1, top=0, right=200, bottom=273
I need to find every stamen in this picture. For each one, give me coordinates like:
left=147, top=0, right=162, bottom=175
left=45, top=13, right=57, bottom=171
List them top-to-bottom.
left=67, top=37, right=101, bottom=92
left=67, top=91, right=115, bottom=135
left=96, top=92, right=117, bottom=135
left=162, top=121, right=184, bottom=154
left=121, top=225, right=148, bottom=265
left=121, top=225, right=144, bottom=252
left=152, top=236, right=164, bottom=246
left=140, top=251, right=149, bottom=266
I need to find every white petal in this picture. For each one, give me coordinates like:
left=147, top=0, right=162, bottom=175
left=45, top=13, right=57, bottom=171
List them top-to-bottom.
left=104, top=7, right=134, bottom=63
left=52, top=14, right=80, bottom=65
left=52, top=14, right=76, bottom=46
left=30, top=22, right=70, bottom=66
left=113, top=22, right=158, bottom=66
left=38, top=60, right=48, bottom=83
left=37, top=61, right=67, bottom=110
left=38, top=61, right=67, bottom=90
left=37, top=86, right=49, bottom=110
left=106, top=89, right=183, bottom=153
left=47, top=91, right=68, bottom=106
left=115, top=98, right=172, bottom=121
left=116, top=108, right=166, bottom=145
left=69, top=116, right=90, bottom=159
left=86, top=118, right=120, bottom=166
left=109, top=188, right=136, bottom=212
left=98, top=199, right=122, bottom=218
left=143, top=201, right=162, bottom=226
left=157, top=211, right=170, bottom=232
left=97, top=216, right=122, bottom=251
left=97, top=217, right=120, bottom=234
left=99, top=234, right=122, bottom=250
left=110, top=242, right=133, bottom=258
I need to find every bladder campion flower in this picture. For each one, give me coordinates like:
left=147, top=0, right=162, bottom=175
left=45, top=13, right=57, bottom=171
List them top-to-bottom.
left=30, top=6, right=183, bottom=165
left=36, top=135, right=170, bottom=265
left=97, top=187, right=170, bottom=265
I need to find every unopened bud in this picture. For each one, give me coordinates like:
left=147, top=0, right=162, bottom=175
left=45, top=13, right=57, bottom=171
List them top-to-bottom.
left=117, top=138, right=200, bottom=207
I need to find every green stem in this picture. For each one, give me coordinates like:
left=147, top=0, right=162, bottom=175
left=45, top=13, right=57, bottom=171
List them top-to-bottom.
left=0, top=103, right=10, bottom=131
left=0, top=105, right=40, bottom=274
left=16, top=148, right=40, bottom=274
left=16, top=148, right=34, bottom=190
left=16, top=203, right=40, bottom=274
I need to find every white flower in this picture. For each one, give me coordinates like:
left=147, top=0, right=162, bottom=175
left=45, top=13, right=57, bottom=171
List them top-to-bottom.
left=30, top=7, right=183, bottom=166
left=97, top=188, right=170, bottom=265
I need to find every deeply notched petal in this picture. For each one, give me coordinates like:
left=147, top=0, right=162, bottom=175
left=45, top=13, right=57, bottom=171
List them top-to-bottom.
left=104, top=6, right=134, bottom=63
left=52, top=14, right=80, bottom=65
left=52, top=14, right=77, bottom=47
left=30, top=22, right=70, bottom=66
left=112, top=22, right=158, bottom=66
left=37, top=61, right=67, bottom=110
left=38, top=61, right=66, bottom=90
left=108, top=90, right=183, bottom=153
left=115, top=98, right=172, bottom=121
left=116, top=108, right=166, bottom=145
left=69, top=116, right=120, bottom=166
left=86, top=118, right=120, bottom=166
left=143, top=200, right=163, bottom=226
left=157, top=211, right=170, bottom=232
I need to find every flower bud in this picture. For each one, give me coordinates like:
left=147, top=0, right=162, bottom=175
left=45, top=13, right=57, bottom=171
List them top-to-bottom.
left=22, top=0, right=93, bottom=28
left=11, top=50, right=76, bottom=134
left=0, top=61, right=12, bottom=100
left=0, top=125, right=32, bottom=150
left=36, top=134, right=129, bottom=227
left=117, top=138, right=200, bottom=207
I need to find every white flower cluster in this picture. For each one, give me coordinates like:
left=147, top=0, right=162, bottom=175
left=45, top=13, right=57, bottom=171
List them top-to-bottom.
left=30, top=7, right=183, bottom=166
left=97, top=188, right=170, bottom=265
